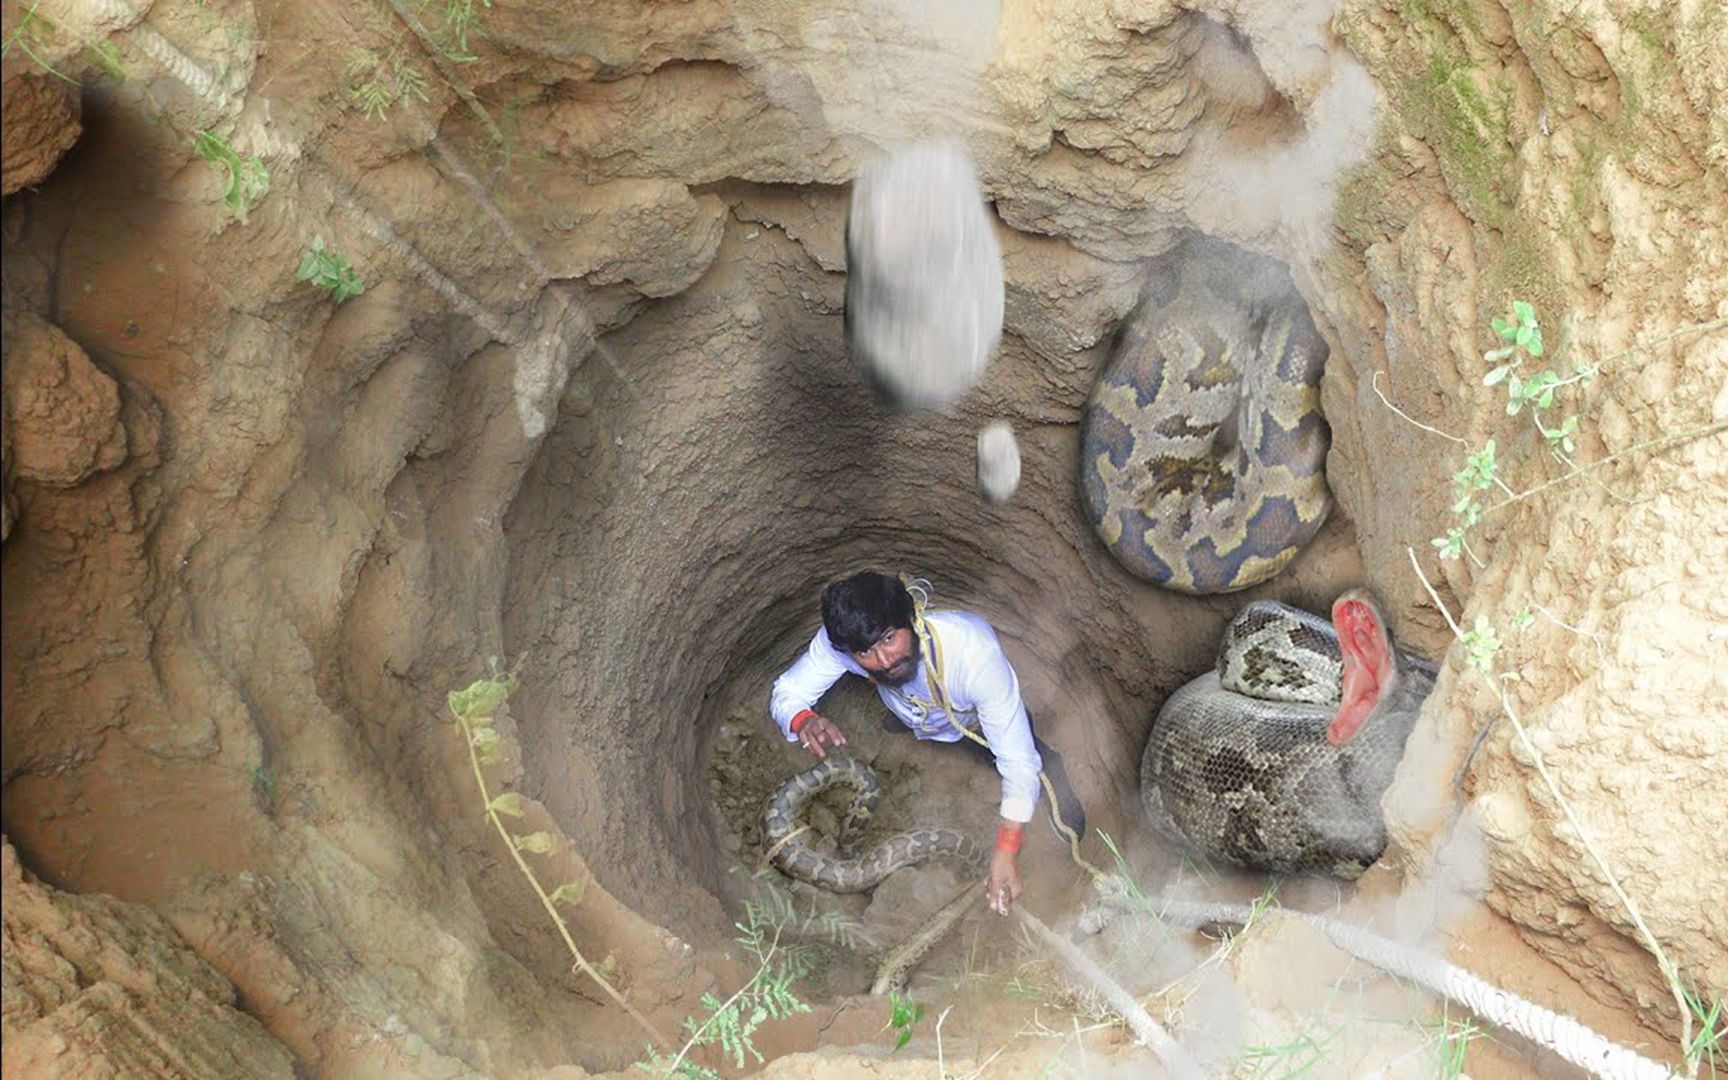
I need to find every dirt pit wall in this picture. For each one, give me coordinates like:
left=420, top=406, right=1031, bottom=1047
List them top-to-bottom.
left=1, top=0, right=1722, bottom=1074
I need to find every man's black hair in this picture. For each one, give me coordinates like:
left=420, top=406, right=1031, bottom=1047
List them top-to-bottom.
left=821, top=571, right=915, bottom=654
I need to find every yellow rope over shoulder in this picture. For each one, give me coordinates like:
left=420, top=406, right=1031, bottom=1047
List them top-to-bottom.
left=897, top=574, right=1107, bottom=884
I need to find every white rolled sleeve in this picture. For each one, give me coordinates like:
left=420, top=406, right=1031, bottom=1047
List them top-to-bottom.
left=769, top=627, right=851, bottom=741
left=956, top=627, right=1043, bottom=823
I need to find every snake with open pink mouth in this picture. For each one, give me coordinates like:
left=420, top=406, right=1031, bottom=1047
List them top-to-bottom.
left=1140, top=589, right=1438, bottom=878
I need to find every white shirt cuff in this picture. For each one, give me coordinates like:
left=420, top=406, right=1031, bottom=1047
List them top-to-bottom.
left=1000, top=796, right=1036, bottom=824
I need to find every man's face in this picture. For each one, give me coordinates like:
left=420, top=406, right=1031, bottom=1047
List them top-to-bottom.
left=856, top=626, right=920, bottom=686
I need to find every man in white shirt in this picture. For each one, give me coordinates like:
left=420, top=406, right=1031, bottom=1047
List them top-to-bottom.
left=769, top=571, right=1085, bottom=915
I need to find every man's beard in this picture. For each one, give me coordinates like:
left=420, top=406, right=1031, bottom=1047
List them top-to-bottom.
left=875, top=637, right=921, bottom=686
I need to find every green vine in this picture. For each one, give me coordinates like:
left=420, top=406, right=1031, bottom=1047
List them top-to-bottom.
left=193, top=130, right=270, bottom=221
left=1401, top=304, right=1728, bottom=1074
left=448, top=665, right=670, bottom=1050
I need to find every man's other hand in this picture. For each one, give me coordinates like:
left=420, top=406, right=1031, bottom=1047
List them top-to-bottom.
left=798, top=714, right=847, bottom=758
left=986, top=848, right=1022, bottom=915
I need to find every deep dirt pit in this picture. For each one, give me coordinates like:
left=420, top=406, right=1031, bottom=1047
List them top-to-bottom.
left=4, top=0, right=1725, bottom=1077
left=494, top=215, right=1377, bottom=1026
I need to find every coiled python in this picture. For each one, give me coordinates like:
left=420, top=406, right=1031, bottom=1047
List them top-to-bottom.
left=1081, top=244, right=1332, bottom=594
left=1140, top=590, right=1437, bottom=878
left=762, top=756, right=985, bottom=994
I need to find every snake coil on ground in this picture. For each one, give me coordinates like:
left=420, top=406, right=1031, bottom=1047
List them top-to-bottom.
left=761, top=756, right=986, bottom=994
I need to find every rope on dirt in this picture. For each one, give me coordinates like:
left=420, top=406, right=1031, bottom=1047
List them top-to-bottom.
left=1090, top=895, right=1681, bottom=1080
left=1017, top=907, right=1206, bottom=1079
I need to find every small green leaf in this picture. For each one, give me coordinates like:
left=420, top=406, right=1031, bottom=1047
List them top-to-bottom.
left=86, top=40, right=128, bottom=79
left=396, top=62, right=429, bottom=103
left=1513, top=300, right=1535, bottom=324
left=1491, top=317, right=1515, bottom=341
left=1515, top=325, right=1533, bottom=348
left=1525, top=331, right=1544, bottom=357
left=1483, top=364, right=1511, bottom=386
left=1512, top=610, right=1534, bottom=629
left=1461, top=616, right=1503, bottom=671
left=449, top=676, right=513, bottom=721
left=488, top=792, right=524, bottom=817
left=513, top=831, right=555, bottom=854
left=550, top=880, right=588, bottom=906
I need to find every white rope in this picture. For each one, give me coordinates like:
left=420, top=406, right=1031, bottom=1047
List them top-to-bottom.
left=1090, top=895, right=1680, bottom=1080
left=1018, top=907, right=1206, bottom=1079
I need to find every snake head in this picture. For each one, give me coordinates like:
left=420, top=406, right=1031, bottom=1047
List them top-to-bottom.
left=1326, top=588, right=1394, bottom=745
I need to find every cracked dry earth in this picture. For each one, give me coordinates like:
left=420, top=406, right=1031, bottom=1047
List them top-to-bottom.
left=2, top=0, right=1724, bottom=1077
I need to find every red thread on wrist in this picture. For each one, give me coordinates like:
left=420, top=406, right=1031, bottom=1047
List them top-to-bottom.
left=790, top=709, right=818, bottom=735
left=996, top=824, right=1023, bottom=854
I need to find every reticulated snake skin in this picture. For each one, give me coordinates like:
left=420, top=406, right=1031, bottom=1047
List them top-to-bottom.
left=1081, top=245, right=1332, bottom=594
left=1140, top=599, right=1437, bottom=878
left=762, top=757, right=987, bottom=993
left=762, top=757, right=986, bottom=892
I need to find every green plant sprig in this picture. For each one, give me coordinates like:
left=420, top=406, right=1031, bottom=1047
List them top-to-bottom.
left=1, top=0, right=78, bottom=84
left=431, top=0, right=492, bottom=61
left=345, top=45, right=429, bottom=120
left=194, top=130, right=269, bottom=220
left=297, top=236, right=365, bottom=302
left=1436, top=300, right=1590, bottom=562
left=448, top=667, right=670, bottom=1050
left=636, top=904, right=812, bottom=1079
left=1681, top=983, right=1724, bottom=1077
left=884, top=991, right=925, bottom=1052
left=1420, top=1008, right=1481, bottom=1079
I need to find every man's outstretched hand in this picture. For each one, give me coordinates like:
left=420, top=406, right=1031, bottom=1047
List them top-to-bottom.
left=797, top=713, right=847, bottom=758
left=986, top=847, right=1023, bottom=915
